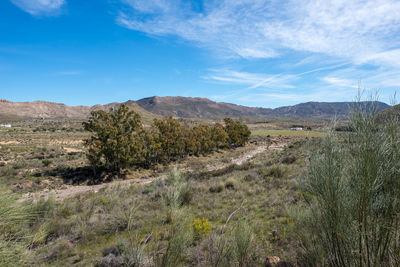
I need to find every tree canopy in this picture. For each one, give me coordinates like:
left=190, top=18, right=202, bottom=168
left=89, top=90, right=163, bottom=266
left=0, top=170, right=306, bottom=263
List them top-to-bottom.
left=83, top=105, right=251, bottom=175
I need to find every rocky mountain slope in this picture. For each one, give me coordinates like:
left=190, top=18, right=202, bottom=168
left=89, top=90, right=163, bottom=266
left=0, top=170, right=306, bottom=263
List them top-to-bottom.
left=136, top=96, right=390, bottom=119
left=0, top=97, right=390, bottom=122
left=0, top=100, right=158, bottom=124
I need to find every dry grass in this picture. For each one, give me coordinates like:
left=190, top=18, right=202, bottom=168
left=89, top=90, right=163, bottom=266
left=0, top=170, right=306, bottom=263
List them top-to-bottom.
left=0, top=118, right=323, bottom=265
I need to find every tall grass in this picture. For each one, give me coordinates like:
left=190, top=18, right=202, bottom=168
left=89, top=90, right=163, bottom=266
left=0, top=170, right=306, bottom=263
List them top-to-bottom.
left=294, top=99, right=400, bottom=266
left=0, top=188, right=34, bottom=266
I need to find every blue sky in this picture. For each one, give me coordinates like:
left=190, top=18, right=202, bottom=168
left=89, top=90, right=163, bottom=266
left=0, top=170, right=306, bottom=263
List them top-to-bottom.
left=1, top=0, right=400, bottom=108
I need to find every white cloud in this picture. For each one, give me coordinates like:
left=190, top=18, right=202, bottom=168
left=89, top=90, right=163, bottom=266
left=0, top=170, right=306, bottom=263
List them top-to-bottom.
left=11, top=0, right=65, bottom=16
left=116, top=0, right=400, bottom=105
left=117, top=0, right=400, bottom=66
left=356, top=49, right=400, bottom=67
left=204, top=69, right=296, bottom=89
left=321, top=77, right=359, bottom=89
left=213, top=87, right=356, bottom=107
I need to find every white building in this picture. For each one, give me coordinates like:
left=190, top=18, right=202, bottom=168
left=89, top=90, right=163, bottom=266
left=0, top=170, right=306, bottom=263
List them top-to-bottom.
left=0, top=124, right=11, bottom=128
left=290, top=127, right=303, bottom=131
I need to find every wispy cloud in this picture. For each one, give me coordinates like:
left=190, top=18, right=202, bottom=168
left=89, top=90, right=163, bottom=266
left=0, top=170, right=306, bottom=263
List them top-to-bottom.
left=10, top=0, right=65, bottom=16
left=117, top=0, right=400, bottom=66
left=114, top=1, right=400, bottom=106
left=204, top=69, right=296, bottom=89
left=321, top=77, right=359, bottom=89
left=211, top=85, right=357, bottom=107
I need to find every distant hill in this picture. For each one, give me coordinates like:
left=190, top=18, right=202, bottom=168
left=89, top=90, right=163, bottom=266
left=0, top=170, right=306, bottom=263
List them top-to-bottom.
left=136, top=96, right=390, bottom=119
left=136, top=96, right=269, bottom=118
left=0, top=97, right=390, bottom=123
left=0, top=99, right=159, bottom=124
left=272, top=101, right=390, bottom=118
left=375, top=103, right=400, bottom=123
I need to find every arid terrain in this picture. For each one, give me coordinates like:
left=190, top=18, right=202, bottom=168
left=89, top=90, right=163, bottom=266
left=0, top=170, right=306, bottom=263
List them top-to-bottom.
left=2, top=97, right=400, bottom=267
left=0, top=114, right=323, bottom=266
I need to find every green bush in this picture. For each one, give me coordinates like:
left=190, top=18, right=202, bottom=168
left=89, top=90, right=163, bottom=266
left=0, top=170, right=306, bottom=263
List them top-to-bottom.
left=295, top=100, right=400, bottom=266
left=42, top=159, right=52, bottom=167
left=266, top=165, right=285, bottom=178
left=164, top=168, right=192, bottom=208
left=209, top=182, right=224, bottom=193
left=0, top=187, right=36, bottom=266
left=234, top=220, right=254, bottom=267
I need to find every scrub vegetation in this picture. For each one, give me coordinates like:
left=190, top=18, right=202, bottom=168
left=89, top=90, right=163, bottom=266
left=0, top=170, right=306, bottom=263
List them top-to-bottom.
left=1, top=100, right=399, bottom=266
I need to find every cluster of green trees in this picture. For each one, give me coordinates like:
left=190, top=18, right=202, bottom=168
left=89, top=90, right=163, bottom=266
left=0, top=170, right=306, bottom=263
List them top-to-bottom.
left=83, top=104, right=250, bottom=174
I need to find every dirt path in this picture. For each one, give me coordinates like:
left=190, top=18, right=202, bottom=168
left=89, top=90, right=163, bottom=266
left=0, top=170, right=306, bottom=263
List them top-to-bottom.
left=21, top=141, right=287, bottom=202
left=231, top=145, right=268, bottom=165
left=21, top=175, right=163, bottom=202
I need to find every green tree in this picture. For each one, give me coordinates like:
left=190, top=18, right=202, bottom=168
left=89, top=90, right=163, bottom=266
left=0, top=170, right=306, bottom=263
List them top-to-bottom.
left=83, top=104, right=145, bottom=175
left=151, top=116, right=185, bottom=162
left=223, top=118, right=251, bottom=147
left=182, top=123, right=198, bottom=156
left=211, top=123, right=228, bottom=150
left=191, top=125, right=214, bottom=155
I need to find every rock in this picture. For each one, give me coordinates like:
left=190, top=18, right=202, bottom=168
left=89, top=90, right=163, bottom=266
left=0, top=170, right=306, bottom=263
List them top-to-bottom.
left=102, top=245, right=122, bottom=257
left=98, top=254, right=124, bottom=267
left=265, top=256, right=295, bottom=267
left=266, top=256, right=281, bottom=264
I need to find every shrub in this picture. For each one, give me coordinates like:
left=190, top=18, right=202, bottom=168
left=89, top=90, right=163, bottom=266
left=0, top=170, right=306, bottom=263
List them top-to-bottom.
left=295, top=99, right=400, bottom=266
left=281, top=155, right=297, bottom=164
left=42, top=159, right=52, bottom=167
left=266, top=165, right=285, bottom=178
left=164, top=168, right=192, bottom=207
left=243, top=173, right=256, bottom=182
left=225, top=179, right=235, bottom=190
left=209, top=183, right=224, bottom=193
left=0, top=187, right=36, bottom=266
left=154, top=214, right=192, bottom=267
left=192, top=217, right=212, bottom=240
left=234, top=220, right=254, bottom=267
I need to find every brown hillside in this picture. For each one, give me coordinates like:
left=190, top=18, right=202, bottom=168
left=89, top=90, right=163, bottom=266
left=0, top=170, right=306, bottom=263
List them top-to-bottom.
left=136, top=96, right=390, bottom=119
left=136, top=96, right=271, bottom=118
left=0, top=100, right=159, bottom=124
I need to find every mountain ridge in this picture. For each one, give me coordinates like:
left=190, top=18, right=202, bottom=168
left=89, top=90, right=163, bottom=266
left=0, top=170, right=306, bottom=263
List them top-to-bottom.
left=0, top=96, right=390, bottom=122
left=136, top=96, right=390, bottom=119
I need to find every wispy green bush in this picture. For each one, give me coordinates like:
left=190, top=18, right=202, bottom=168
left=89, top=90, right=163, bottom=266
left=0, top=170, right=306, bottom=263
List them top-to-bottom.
left=295, top=98, right=400, bottom=266
left=164, top=167, right=192, bottom=208
left=0, top=188, right=35, bottom=266
left=234, top=220, right=254, bottom=267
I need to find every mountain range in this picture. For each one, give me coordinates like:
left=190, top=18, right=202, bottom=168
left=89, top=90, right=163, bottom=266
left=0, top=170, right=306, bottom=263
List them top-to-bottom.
left=0, top=97, right=390, bottom=122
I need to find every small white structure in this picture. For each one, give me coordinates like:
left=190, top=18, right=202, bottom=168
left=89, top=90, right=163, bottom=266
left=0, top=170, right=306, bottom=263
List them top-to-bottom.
left=0, top=124, right=11, bottom=128
left=290, top=127, right=303, bottom=131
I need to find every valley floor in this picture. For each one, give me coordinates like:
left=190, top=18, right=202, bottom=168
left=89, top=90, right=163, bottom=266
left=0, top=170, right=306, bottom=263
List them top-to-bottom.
left=0, top=121, right=313, bottom=266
